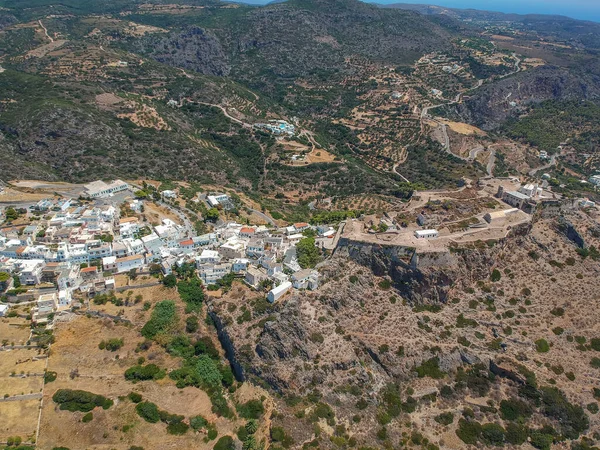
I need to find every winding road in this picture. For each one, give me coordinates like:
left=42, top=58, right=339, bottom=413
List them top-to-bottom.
left=528, top=155, right=556, bottom=177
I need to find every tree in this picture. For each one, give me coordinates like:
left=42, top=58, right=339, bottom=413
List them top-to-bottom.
left=134, top=190, right=149, bottom=199
left=5, top=207, right=19, bottom=221
left=205, top=208, right=220, bottom=222
left=296, top=237, right=320, bottom=269
left=128, top=269, right=138, bottom=280
left=163, top=274, right=177, bottom=288
left=213, top=436, right=235, bottom=450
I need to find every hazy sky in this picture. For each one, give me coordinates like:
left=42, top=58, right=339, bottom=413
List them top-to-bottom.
left=237, top=0, right=600, bottom=22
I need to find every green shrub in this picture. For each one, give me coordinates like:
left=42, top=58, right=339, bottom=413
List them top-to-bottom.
left=490, top=269, right=501, bottom=282
left=177, top=277, right=205, bottom=312
left=378, top=279, right=391, bottom=290
left=141, top=301, right=177, bottom=340
left=185, top=316, right=199, bottom=333
left=99, top=338, right=124, bottom=351
left=591, top=338, right=600, bottom=352
left=535, top=339, right=550, bottom=353
left=414, top=357, right=446, bottom=379
left=591, top=358, right=600, bottom=369
left=125, top=364, right=164, bottom=381
left=44, top=371, right=57, bottom=383
left=539, top=386, right=589, bottom=439
left=52, top=389, right=113, bottom=412
left=128, top=392, right=142, bottom=403
left=500, top=398, right=533, bottom=421
left=237, top=399, right=264, bottom=419
left=135, top=401, right=160, bottom=423
left=310, top=402, right=335, bottom=426
left=82, top=412, right=93, bottom=423
left=434, top=412, right=454, bottom=425
left=190, top=415, right=208, bottom=431
left=456, top=419, right=482, bottom=445
left=167, top=421, right=189, bottom=435
left=481, top=423, right=505, bottom=446
left=505, top=423, right=527, bottom=445
left=271, top=426, right=294, bottom=447
left=529, top=431, right=554, bottom=450
left=213, top=436, right=235, bottom=450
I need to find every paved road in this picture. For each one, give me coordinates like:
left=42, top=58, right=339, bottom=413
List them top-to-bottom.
left=468, top=146, right=485, bottom=161
left=528, top=155, right=556, bottom=177
left=392, top=164, right=410, bottom=183
left=248, top=208, right=276, bottom=226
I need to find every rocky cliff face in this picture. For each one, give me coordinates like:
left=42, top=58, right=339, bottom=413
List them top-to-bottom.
left=137, top=27, right=231, bottom=76
left=455, top=66, right=600, bottom=130
left=209, top=216, right=600, bottom=447
left=335, top=238, right=497, bottom=303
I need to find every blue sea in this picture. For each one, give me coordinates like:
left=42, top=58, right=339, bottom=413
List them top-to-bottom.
left=237, top=0, right=600, bottom=23
left=371, top=0, right=600, bottom=22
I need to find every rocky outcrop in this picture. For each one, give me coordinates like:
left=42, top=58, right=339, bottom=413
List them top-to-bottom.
left=138, top=27, right=231, bottom=76
left=455, top=66, right=600, bottom=130
left=557, top=217, right=586, bottom=248
left=336, top=238, right=496, bottom=304
left=209, top=309, right=246, bottom=382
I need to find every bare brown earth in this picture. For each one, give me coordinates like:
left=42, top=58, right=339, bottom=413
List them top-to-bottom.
left=210, top=209, right=600, bottom=448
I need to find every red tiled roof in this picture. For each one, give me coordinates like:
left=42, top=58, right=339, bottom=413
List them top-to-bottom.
left=294, top=222, right=309, bottom=228
left=240, top=227, right=255, bottom=234
left=180, top=239, right=194, bottom=246
left=81, top=267, right=98, bottom=273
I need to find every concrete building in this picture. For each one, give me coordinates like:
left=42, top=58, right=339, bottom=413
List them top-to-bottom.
left=83, top=180, right=128, bottom=198
left=502, top=191, right=530, bottom=209
left=414, top=229, right=439, bottom=239
left=197, top=249, right=221, bottom=266
left=116, top=254, right=145, bottom=273
left=17, top=259, right=45, bottom=285
left=199, top=263, right=232, bottom=285
left=245, top=266, right=268, bottom=289
left=291, top=269, right=319, bottom=290
left=267, top=281, right=292, bottom=303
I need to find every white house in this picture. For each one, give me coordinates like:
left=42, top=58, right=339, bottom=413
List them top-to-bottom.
left=588, top=175, right=600, bottom=186
left=83, top=180, right=129, bottom=198
left=161, top=190, right=177, bottom=199
left=207, top=193, right=230, bottom=207
left=239, top=227, right=256, bottom=239
left=414, top=229, right=439, bottom=239
left=246, top=238, right=265, bottom=258
left=219, top=239, right=246, bottom=260
left=197, top=249, right=221, bottom=266
left=116, top=254, right=145, bottom=273
left=102, top=256, right=117, bottom=272
left=232, top=258, right=250, bottom=273
left=17, top=259, right=45, bottom=285
left=199, top=263, right=232, bottom=285
left=245, top=266, right=268, bottom=289
left=291, top=269, right=319, bottom=290
left=267, top=281, right=292, bottom=303
left=0, top=304, right=9, bottom=317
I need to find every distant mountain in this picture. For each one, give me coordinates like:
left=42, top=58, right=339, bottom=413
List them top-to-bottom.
left=379, top=2, right=600, bottom=49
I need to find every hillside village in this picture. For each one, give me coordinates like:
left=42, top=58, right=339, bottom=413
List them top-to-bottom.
left=1, top=170, right=598, bottom=327
left=0, top=180, right=335, bottom=324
